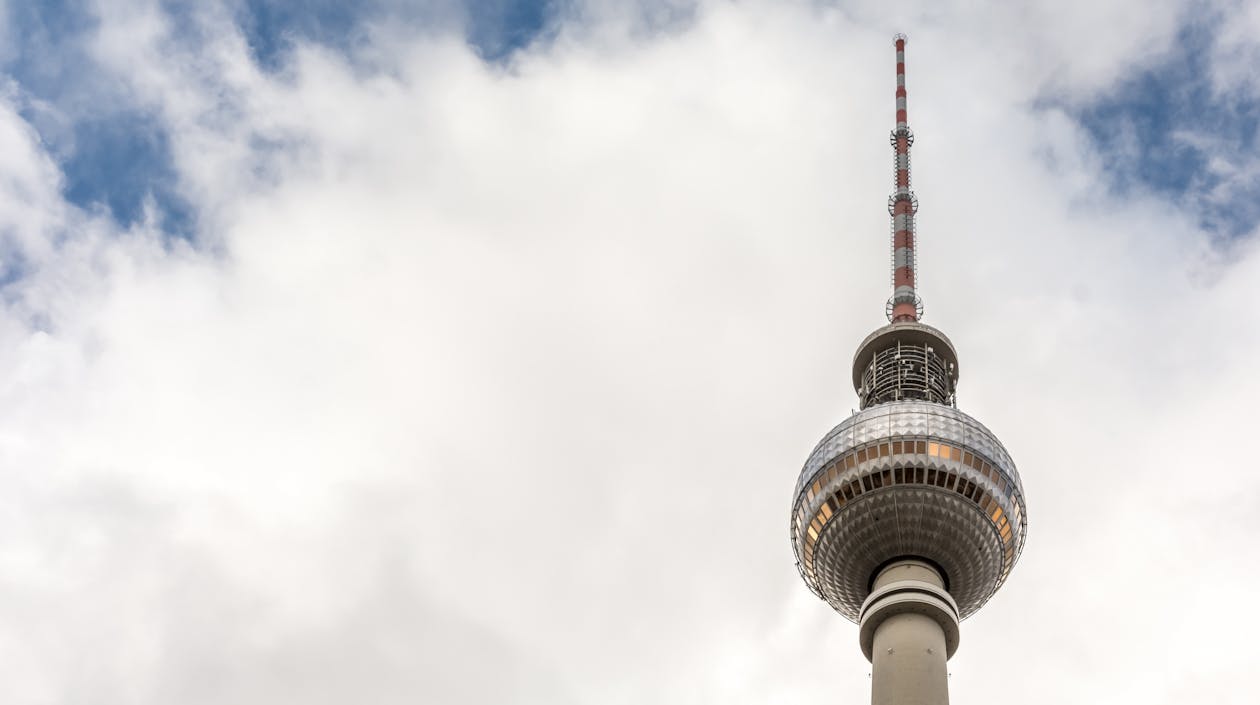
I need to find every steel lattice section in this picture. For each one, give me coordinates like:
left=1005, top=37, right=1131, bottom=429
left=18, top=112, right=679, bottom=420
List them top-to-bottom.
left=859, top=341, right=954, bottom=407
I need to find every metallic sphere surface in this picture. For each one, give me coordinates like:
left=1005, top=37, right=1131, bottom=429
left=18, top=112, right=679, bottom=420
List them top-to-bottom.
left=790, top=401, right=1026, bottom=621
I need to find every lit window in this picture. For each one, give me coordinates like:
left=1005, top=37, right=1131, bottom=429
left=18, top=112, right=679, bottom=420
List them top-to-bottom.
left=928, top=442, right=940, bottom=457
left=821, top=503, right=833, bottom=520
left=991, top=506, right=1005, bottom=523
left=807, top=525, right=818, bottom=541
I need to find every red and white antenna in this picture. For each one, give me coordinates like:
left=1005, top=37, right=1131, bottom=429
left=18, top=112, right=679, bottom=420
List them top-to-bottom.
left=887, top=33, right=922, bottom=322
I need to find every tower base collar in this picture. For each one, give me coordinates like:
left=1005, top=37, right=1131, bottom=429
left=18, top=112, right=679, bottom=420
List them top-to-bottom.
left=858, top=565, right=960, bottom=661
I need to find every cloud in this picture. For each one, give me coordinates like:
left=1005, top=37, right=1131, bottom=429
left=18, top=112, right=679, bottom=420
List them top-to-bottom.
left=0, top=1, right=1257, bottom=703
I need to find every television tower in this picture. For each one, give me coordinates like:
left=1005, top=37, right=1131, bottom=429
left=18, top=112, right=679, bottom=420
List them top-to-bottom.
left=789, top=34, right=1027, bottom=705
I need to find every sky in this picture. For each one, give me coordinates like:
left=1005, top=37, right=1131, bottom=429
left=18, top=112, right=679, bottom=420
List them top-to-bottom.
left=0, top=0, right=1258, bottom=703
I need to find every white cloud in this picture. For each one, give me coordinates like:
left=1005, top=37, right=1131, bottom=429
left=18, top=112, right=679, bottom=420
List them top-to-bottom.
left=0, top=1, right=1257, bottom=703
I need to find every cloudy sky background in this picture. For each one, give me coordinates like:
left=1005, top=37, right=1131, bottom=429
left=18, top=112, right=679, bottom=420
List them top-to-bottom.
left=0, top=0, right=1258, bottom=703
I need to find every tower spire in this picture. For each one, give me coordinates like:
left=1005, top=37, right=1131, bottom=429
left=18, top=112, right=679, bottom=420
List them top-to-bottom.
left=888, top=33, right=921, bottom=323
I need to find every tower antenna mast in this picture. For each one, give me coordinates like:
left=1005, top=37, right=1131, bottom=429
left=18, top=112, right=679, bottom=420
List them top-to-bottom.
left=888, top=33, right=922, bottom=323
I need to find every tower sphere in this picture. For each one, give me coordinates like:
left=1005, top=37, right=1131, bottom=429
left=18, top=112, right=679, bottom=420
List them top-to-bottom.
left=789, top=371, right=1028, bottom=621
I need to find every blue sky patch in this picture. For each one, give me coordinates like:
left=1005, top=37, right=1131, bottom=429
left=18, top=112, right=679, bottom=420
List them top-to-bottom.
left=3, top=0, right=559, bottom=244
left=232, top=0, right=558, bottom=69
left=6, top=1, right=197, bottom=239
left=1074, top=22, right=1260, bottom=239
left=61, top=111, right=196, bottom=238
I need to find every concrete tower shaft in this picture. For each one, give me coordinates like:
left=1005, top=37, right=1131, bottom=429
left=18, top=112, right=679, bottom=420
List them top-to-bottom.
left=862, top=560, right=957, bottom=705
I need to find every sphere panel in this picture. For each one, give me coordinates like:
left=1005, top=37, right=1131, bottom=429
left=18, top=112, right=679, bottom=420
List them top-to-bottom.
left=797, top=402, right=1021, bottom=498
left=810, top=488, right=1002, bottom=621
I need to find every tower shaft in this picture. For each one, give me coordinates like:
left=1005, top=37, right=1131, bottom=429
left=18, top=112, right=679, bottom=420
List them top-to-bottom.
left=864, top=561, right=955, bottom=705
left=872, top=614, right=948, bottom=705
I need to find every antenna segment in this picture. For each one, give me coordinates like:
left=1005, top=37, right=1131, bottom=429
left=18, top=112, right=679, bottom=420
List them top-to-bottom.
left=887, top=33, right=922, bottom=322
